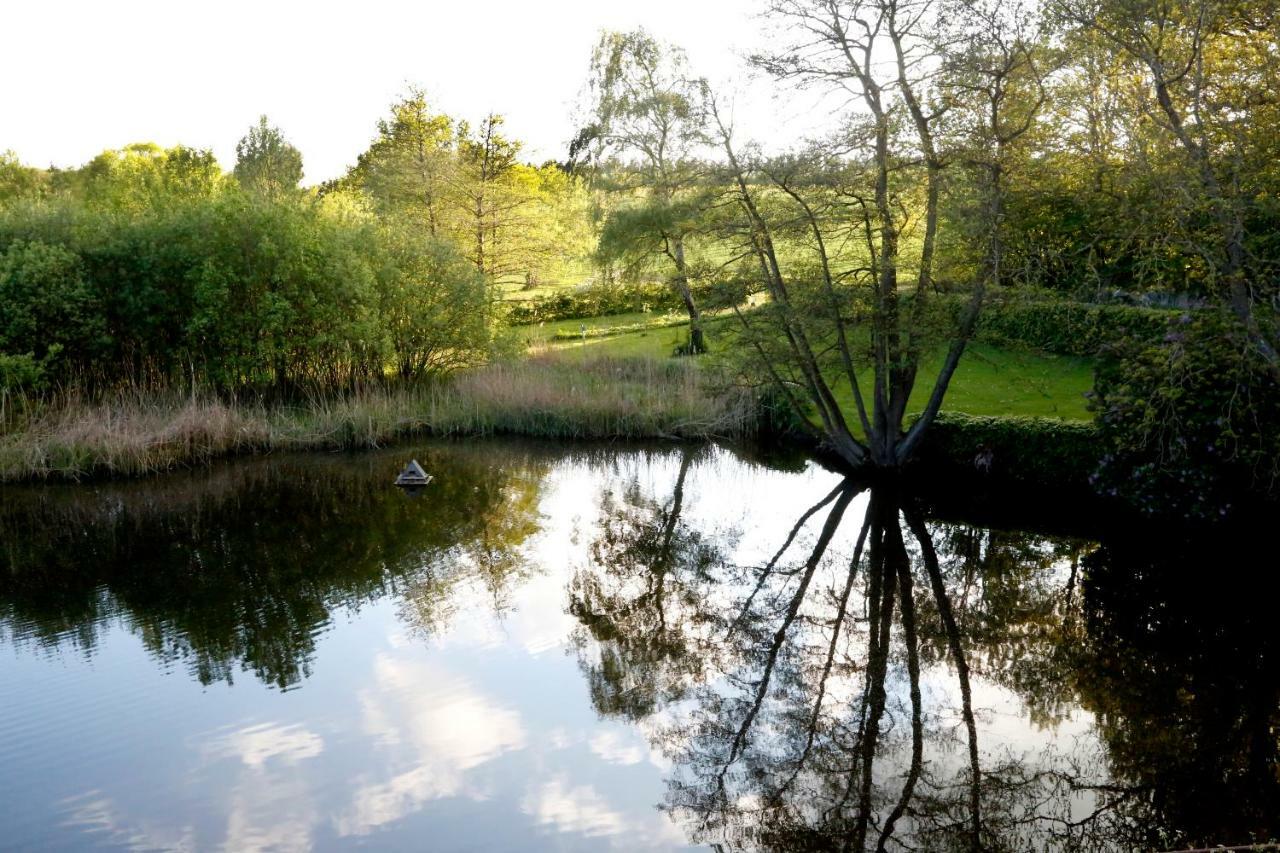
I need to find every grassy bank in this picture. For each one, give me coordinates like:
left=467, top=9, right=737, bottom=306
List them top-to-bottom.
left=1, top=321, right=1097, bottom=483
left=552, top=322, right=1095, bottom=421
left=0, top=356, right=757, bottom=482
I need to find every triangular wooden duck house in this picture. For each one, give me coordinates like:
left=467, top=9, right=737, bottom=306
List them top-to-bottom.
left=395, top=459, right=432, bottom=488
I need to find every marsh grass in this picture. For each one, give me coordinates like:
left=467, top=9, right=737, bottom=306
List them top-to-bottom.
left=0, top=356, right=758, bottom=482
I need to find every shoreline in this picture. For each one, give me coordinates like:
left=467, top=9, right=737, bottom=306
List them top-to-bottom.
left=0, top=355, right=757, bottom=483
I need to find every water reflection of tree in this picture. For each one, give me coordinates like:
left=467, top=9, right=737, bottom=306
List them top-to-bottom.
left=0, top=446, right=547, bottom=689
left=569, top=447, right=732, bottom=719
left=396, top=462, right=544, bottom=639
left=571, top=463, right=1263, bottom=851
left=570, top=472, right=977, bottom=848
left=663, top=486, right=1005, bottom=852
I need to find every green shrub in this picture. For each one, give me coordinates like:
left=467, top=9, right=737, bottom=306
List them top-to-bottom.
left=0, top=195, right=495, bottom=390
left=0, top=239, right=107, bottom=375
left=505, top=281, right=686, bottom=324
left=804, top=290, right=1172, bottom=358
left=920, top=293, right=1171, bottom=357
left=971, top=297, right=1172, bottom=357
left=1090, top=310, right=1280, bottom=519
left=0, top=350, right=51, bottom=391
left=911, top=411, right=1100, bottom=488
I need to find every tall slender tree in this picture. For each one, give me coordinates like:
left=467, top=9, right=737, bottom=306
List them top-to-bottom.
left=576, top=30, right=716, bottom=353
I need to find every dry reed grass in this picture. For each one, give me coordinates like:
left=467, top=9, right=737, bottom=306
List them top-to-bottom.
left=0, top=355, right=758, bottom=482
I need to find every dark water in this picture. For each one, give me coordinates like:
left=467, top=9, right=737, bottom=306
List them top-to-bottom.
left=0, top=440, right=1274, bottom=851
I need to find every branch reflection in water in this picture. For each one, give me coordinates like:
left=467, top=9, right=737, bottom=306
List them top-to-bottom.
left=2, top=442, right=1276, bottom=850
left=0, top=444, right=551, bottom=689
left=570, top=449, right=1279, bottom=851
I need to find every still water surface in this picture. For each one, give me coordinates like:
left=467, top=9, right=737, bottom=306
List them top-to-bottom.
left=0, top=440, right=1274, bottom=851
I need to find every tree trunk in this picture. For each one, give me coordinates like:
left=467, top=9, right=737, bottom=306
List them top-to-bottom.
left=671, top=234, right=705, bottom=354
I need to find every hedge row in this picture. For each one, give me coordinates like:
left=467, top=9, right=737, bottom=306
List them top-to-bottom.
left=505, top=282, right=691, bottom=325
left=937, top=294, right=1174, bottom=357
left=975, top=299, right=1173, bottom=356
left=912, top=411, right=1101, bottom=489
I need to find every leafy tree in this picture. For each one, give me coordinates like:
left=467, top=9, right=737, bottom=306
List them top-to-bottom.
left=708, top=0, right=1050, bottom=470
left=1056, top=0, right=1280, bottom=378
left=576, top=29, right=716, bottom=353
left=345, top=89, right=457, bottom=237
left=344, top=92, right=594, bottom=291
left=455, top=114, right=523, bottom=278
left=233, top=115, right=304, bottom=196
left=36, top=143, right=226, bottom=213
left=0, top=151, right=47, bottom=203
left=374, top=222, right=494, bottom=378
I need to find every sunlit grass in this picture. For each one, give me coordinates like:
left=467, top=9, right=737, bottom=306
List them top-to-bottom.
left=574, top=323, right=1094, bottom=421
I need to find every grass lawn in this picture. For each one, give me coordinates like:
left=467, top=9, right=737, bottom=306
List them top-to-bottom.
left=541, top=320, right=1094, bottom=421
left=836, top=343, right=1094, bottom=421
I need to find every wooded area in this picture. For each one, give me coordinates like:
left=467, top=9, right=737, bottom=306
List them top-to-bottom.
left=1, top=0, right=1276, bottom=505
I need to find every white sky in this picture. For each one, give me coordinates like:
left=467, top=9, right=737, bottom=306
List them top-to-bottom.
left=0, top=0, right=823, bottom=184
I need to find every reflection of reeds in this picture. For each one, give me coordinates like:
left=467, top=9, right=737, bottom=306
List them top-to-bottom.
left=0, top=356, right=758, bottom=482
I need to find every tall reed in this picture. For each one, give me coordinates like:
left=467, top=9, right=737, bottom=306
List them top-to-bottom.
left=0, top=355, right=758, bottom=482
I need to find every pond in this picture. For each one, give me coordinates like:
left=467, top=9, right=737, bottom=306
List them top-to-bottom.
left=0, top=440, right=1274, bottom=851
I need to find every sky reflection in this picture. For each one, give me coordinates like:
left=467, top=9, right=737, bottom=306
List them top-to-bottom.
left=1, top=440, right=1269, bottom=850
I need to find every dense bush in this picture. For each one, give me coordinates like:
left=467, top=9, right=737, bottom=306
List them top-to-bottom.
left=0, top=194, right=495, bottom=391
left=0, top=239, right=107, bottom=378
left=920, top=293, right=1173, bottom=357
left=972, top=297, right=1172, bottom=357
left=1091, top=311, right=1280, bottom=519
left=0, top=351, right=54, bottom=391
left=911, top=411, right=1100, bottom=488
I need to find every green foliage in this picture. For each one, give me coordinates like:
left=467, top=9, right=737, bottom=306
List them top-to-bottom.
left=575, top=29, right=708, bottom=170
left=577, top=29, right=717, bottom=346
left=342, top=88, right=456, bottom=227
left=338, top=91, right=594, bottom=287
left=233, top=115, right=304, bottom=196
left=69, top=143, right=225, bottom=212
left=0, top=151, right=48, bottom=202
left=994, top=155, right=1211, bottom=297
left=0, top=187, right=495, bottom=390
left=183, top=195, right=387, bottom=387
left=375, top=223, right=494, bottom=377
left=0, top=240, right=106, bottom=375
left=505, top=280, right=692, bottom=324
left=905, top=291, right=1171, bottom=356
left=962, top=295, right=1173, bottom=356
left=1091, top=311, right=1280, bottom=519
left=0, top=350, right=52, bottom=391
left=911, top=411, right=1100, bottom=488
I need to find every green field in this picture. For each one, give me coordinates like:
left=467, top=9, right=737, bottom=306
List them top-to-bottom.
left=535, top=318, right=1094, bottom=422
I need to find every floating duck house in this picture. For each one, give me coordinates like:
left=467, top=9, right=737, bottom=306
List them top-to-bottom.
left=394, top=460, right=432, bottom=494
